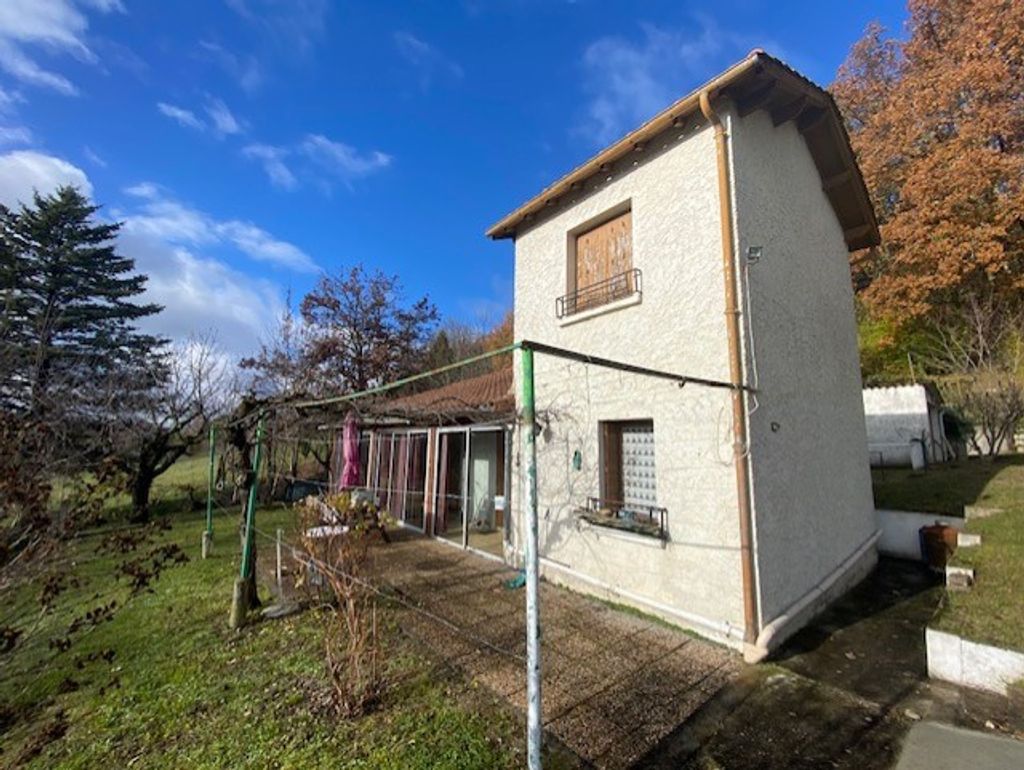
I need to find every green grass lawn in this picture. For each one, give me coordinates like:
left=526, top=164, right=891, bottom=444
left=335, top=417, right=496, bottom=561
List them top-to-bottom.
left=871, top=455, right=1024, bottom=515
left=872, top=456, right=1024, bottom=653
left=1, top=503, right=522, bottom=768
left=933, top=506, right=1024, bottom=653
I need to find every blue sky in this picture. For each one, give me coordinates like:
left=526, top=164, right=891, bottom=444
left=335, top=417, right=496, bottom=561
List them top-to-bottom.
left=0, top=0, right=906, bottom=357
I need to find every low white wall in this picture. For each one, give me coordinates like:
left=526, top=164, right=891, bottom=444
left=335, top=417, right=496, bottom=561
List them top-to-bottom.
left=876, top=509, right=964, bottom=561
left=927, top=628, right=1024, bottom=695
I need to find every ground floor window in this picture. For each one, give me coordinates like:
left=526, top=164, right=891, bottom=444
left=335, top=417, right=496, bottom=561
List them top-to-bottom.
left=588, top=419, right=665, bottom=538
left=365, top=425, right=511, bottom=557
left=436, top=428, right=508, bottom=558
left=368, top=430, right=429, bottom=530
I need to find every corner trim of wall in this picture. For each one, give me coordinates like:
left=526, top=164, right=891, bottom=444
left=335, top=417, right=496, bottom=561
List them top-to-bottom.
left=745, top=528, right=881, bottom=662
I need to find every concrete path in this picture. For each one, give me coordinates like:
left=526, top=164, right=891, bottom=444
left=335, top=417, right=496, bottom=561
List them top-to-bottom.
left=640, top=558, right=1024, bottom=768
left=896, top=722, right=1024, bottom=770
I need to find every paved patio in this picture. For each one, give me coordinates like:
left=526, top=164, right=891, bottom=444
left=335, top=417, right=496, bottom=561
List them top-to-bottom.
left=372, top=529, right=741, bottom=768
left=274, top=530, right=1024, bottom=768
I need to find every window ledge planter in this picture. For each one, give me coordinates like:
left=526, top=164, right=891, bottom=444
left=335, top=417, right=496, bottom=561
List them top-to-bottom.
left=574, top=500, right=667, bottom=542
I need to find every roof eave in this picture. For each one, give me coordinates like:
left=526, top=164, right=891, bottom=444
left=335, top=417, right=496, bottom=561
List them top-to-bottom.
left=486, top=51, right=880, bottom=253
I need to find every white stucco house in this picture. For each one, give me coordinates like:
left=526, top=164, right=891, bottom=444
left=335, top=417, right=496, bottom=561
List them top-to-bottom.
left=489, top=50, right=881, bottom=661
left=352, top=51, right=881, bottom=663
left=863, top=383, right=957, bottom=467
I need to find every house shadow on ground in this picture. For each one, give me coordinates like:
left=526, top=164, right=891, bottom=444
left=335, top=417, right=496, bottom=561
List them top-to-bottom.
left=871, top=454, right=1024, bottom=515
left=634, top=558, right=1023, bottom=769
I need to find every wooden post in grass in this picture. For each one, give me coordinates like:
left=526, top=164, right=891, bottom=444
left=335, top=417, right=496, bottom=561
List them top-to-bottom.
left=202, top=425, right=216, bottom=559
left=275, top=528, right=283, bottom=592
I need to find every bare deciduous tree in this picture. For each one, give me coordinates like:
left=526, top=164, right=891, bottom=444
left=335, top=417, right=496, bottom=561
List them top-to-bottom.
left=921, top=287, right=1024, bottom=456
left=109, top=336, right=232, bottom=521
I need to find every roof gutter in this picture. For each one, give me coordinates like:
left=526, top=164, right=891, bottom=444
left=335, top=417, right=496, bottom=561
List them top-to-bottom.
left=699, top=88, right=760, bottom=651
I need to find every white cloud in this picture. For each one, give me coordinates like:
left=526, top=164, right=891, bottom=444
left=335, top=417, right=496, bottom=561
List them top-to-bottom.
left=0, top=0, right=123, bottom=95
left=81, top=0, right=125, bottom=12
left=225, top=0, right=329, bottom=57
left=577, top=16, right=781, bottom=146
left=394, top=31, right=463, bottom=91
left=0, top=39, right=78, bottom=95
left=198, top=40, right=263, bottom=94
left=0, top=86, right=23, bottom=113
left=204, top=96, right=244, bottom=136
left=157, top=97, right=246, bottom=139
left=157, top=101, right=205, bottom=131
left=0, top=126, right=33, bottom=146
left=243, top=134, right=391, bottom=191
left=300, top=134, right=392, bottom=181
left=242, top=143, right=296, bottom=190
left=83, top=145, right=106, bottom=167
left=0, top=149, right=91, bottom=207
left=0, top=149, right=297, bottom=356
left=123, top=180, right=161, bottom=199
left=115, top=185, right=310, bottom=354
left=121, top=186, right=317, bottom=273
left=217, top=220, right=312, bottom=271
left=125, top=231, right=287, bottom=358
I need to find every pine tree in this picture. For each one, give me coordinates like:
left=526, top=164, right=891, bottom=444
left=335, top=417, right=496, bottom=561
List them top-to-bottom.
left=0, top=186, right=165, bottom=419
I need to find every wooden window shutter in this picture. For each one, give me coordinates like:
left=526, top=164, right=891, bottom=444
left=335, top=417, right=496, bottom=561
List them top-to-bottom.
left=575, top=210, right=632, bottom=293
left=600, top=422, right=623, bottom=504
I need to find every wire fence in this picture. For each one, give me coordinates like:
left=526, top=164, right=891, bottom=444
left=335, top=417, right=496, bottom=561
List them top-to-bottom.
left=247, top=524, right=526, bottom=664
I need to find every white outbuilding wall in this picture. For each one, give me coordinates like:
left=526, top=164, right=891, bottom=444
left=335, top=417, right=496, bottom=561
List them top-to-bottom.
left=862, top=384, right=944, bottom=466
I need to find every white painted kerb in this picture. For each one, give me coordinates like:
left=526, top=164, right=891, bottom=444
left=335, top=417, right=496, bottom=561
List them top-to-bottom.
left=876, top=509, right=964, bottom=561
left=927, top=627, right=1024, bottom=695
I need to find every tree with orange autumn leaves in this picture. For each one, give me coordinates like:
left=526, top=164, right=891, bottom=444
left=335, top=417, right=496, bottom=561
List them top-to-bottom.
left=834, top=0, right=1024, bottom=343
left=835, top=1, right=1024, bottom=450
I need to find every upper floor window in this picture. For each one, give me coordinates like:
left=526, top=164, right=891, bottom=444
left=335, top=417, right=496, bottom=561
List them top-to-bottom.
left=556, top=207, right=641, bottom=319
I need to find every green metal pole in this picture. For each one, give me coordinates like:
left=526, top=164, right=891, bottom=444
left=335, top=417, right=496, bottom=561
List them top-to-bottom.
left=520, top=346, right=542, bottom=769
left=240, top=417, right=265, bottom=580
left=202, top=425, right=216, bottom=558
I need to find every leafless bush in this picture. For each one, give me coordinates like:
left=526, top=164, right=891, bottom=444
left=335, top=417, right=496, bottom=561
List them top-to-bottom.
left=940, top=372, right=1024, bottom=456
left=298, top=492, right=387, bottom=717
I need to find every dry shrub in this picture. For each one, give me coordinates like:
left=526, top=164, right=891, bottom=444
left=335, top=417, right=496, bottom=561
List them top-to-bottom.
left=298, top=491, right=387, bottom=717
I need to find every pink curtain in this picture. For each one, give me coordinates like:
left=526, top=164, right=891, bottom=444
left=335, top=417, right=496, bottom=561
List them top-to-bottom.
left=340, top=411, right=361, bottom=489
left=436, top=434, right=449, bottom=535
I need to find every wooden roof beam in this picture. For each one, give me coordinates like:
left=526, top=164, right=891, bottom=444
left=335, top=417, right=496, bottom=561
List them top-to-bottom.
left=736, top=81, right=778, bottom=117
left=771, top=95, right=808, bottom=127
left=797, top=107, right=828, bottom=134
left=822, top=168, right=854, bottom=192
left=844, top=223, right=874, bottom=242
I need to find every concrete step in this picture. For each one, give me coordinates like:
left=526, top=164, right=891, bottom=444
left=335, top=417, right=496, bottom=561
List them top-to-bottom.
left=958, top=532, right=982, bottom=548
left=945, top=564, right=975, bottom=591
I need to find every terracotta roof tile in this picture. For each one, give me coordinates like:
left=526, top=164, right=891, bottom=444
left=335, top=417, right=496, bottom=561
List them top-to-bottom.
left=375, top=366, right=514, bottom=421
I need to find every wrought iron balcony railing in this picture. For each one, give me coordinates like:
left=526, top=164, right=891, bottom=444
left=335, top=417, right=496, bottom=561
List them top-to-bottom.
left=555, top=268, right=642, bottom=319
left=577, top=495, right=667, bottom=539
